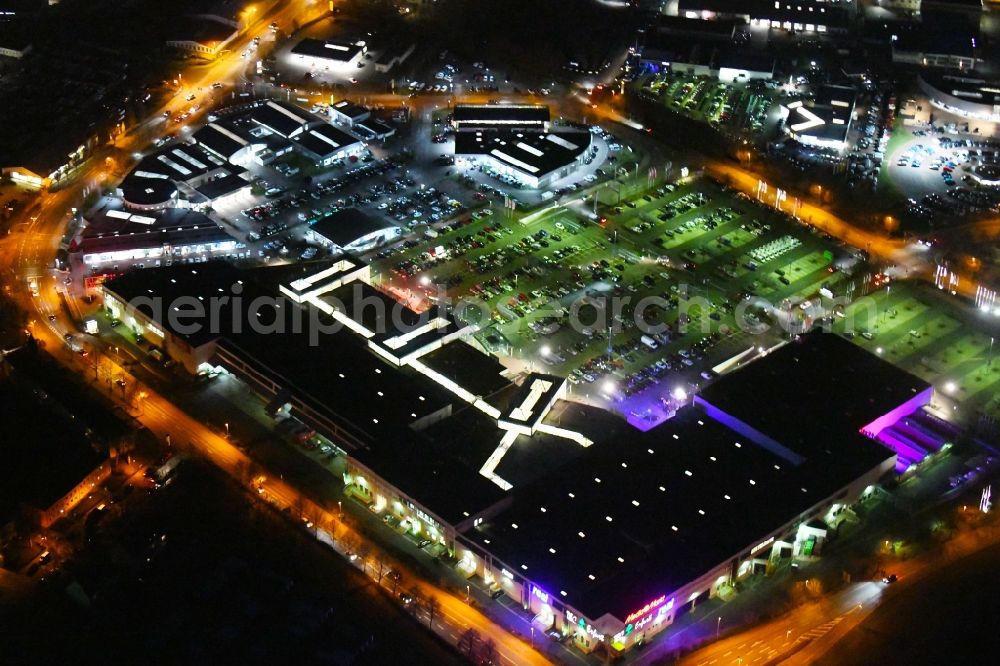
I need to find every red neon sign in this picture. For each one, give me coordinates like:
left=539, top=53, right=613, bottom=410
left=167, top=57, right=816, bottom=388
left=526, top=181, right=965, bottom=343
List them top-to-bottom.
left=624, top=594, right=666, bottom=624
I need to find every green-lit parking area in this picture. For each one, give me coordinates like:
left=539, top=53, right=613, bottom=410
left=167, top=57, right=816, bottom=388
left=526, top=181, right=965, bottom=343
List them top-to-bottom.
left=637, top=72, right=776, bottom=135
left=369, top=175, right=857, bottom=426
left=833, top=285, right=1000, bottom=418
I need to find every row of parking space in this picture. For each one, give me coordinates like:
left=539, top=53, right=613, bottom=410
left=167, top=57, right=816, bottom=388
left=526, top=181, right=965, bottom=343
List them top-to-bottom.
left=374, top=176, right=855, bottom=417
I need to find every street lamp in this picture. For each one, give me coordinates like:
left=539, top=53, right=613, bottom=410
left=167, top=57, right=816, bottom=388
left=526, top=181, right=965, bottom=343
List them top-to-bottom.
left=225, top=422, right=230, bottom=438
left=338, top=500, right=343, bottom=518
left=466, top=585, right=470, bottom=603
left=717, top=616, right=722, bottom=639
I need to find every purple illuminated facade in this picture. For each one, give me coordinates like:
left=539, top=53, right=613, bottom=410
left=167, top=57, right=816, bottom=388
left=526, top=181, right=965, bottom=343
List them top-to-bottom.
left=859, top=386, right=937, bottom=472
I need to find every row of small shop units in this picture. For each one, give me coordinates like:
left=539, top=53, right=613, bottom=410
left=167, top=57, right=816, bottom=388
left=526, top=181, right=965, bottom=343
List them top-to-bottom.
left=338, top=454, right=892, bottom=655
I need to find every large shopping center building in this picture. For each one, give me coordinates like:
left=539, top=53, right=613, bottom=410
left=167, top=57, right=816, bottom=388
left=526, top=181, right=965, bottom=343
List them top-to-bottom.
left=103, top=259, right=937, bottom=655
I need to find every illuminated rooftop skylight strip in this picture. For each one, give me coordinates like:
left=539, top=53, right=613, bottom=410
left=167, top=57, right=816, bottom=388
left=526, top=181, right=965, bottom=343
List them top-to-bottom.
left=267, top=100, right=308, bottom=125
left=490, top=149, right=540, bottom=173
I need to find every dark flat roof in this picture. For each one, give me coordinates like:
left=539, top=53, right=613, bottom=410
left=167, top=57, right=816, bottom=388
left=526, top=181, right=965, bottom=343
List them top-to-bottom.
left=678, top=0, right=852, bottom=25
left=925, top=0, right=983, bottom=8
left=893, top=11, right=978, bottom=55
left=655, top=16, right=743, bottom=40
left=291, top=38, right=362, bottom=63
left=920, top=71, right=1000, bottom=106
left=330, top=99, right=370, bottom=119
left=249, top=100, right=317, bottom=137
left=357, top=119, right=395, bottom=138
left=194, top=122, right=251, bottom=160
left=293, top=124, right=361, bottom=159
left=454, top=129, right=590, bottom=179
left=120, top=142, right=242, bottom=207
left=132, top=143, right=227, bottom=181
left=195, top=173, right=250, bottom=200
left=120, top=174, right=177, bottom=207
left=82, top=206, right=217, bottom=237
left=311, top=208, right=396, bottom=247
left=75, top=225, right=235, bottom=262
left=103, top=260, right=246, bottom=347
left=105, top=262, right=457, bottom=448
left=322, top=279, right=432, bottom=336
left=217, top=304, right=456, bottom=452
left=697, top=332, right=930, bottom=460
left=420, top=342, right=513, bottom=399
left=0, top=383, right=103, bottom=523
left=368, top=394, right=621, bottom=526
left=493, top=401, right=622, bottom=486
left=469, top=402, right=891, bottom=622
left=357, top=405, right=512, bottom=525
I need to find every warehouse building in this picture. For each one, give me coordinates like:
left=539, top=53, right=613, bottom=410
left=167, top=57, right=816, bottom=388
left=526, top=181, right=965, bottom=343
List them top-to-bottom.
left=677, top=0, right=856, bottom=35
left=640, top=36, right=775, bottom=82
left=290, top=37, right=366, bottom=70
left=374, top=43, right=415, bottom=73
left=918, top=70, right=1000, bottom=121
left=780, top=84, right=857, bottom=151
left=247, top=99, right=319, bottom=139
left=328, top=99, right=371, bottom=127
left=451, top=104, right=591, bottom=189
left=193, top=122, right=260, bottom=165
left=292, top=123, right=364, bottom=166
left=454, top=128, right=592, bottom=189
left=118, top=142, right=251, bottom=211
left=71, top=207, right=242, bottom=289
left=305, top=208, right=399, bottom=253
left=100, top=256, right=937, bottom=657
left=0, top=349, right=128, bottom=535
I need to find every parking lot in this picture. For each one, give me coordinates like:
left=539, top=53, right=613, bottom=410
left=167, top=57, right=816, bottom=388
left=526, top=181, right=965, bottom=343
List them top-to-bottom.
left=885, top=130, right=1000, bottom=225
left=210, top=149, right=478, bottom=262
left=368, top=174, right=856, bottom=427
left=832, top=283, right=1000, bottom=419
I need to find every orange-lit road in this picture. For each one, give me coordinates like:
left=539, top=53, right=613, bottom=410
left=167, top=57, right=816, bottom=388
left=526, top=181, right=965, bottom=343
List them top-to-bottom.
left=1, top=0, right=331, bottom=292
left=0, top=3, right=551, bottom=663
left=6, top=15, right=997, bottom=664
left=583, top=97, right=995, bottom=300
left=701, top=161, right=987, bottom=300
left=704, top=163, right=910, bottom=261
left=18, top=312, right=551, bottom=665
left=139, top=399, right=551, bottom=666
left=253, top=476, right=552, bottom=666
left=676, top=509, right=1000, bottom=666
left=661, top=583, right=883, bottom=666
